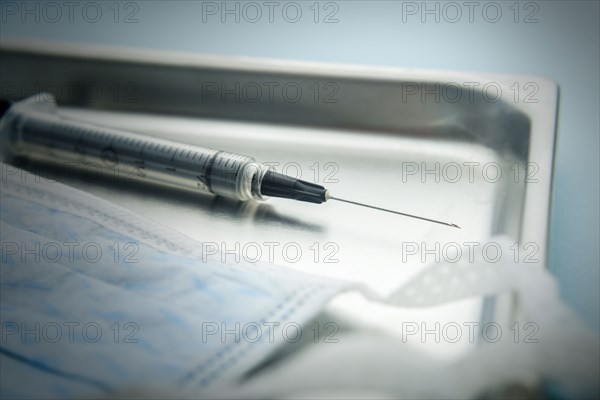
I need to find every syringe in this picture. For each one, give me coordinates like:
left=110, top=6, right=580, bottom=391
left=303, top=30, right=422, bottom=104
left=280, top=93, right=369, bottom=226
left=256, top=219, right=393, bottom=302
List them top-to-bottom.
left=0, top=94, right=459, bottom=228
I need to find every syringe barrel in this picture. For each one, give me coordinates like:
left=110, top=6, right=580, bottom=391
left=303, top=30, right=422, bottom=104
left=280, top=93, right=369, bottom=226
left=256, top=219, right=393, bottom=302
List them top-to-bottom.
left=0, top=94, right=268, bottom=202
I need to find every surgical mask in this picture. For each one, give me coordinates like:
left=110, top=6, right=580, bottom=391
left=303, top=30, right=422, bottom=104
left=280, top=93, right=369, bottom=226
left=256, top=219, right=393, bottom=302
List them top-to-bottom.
left=0, top=163, right=348, bottom=398
left=1, top=163, right=598, bottom=399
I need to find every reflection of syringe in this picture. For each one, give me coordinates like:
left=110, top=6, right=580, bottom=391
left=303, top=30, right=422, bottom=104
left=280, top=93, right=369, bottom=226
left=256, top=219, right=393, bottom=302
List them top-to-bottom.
left=0, top=94, right=460, bottom=228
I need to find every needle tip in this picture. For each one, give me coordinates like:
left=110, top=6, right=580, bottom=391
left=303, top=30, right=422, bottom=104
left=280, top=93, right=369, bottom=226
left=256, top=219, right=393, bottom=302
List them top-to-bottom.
left=331, top=196, right=461, bottom=229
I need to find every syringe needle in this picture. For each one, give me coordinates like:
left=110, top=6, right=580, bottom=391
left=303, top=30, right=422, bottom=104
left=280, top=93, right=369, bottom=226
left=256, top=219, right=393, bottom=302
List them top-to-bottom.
left=330, top=197, right=461, bottom=229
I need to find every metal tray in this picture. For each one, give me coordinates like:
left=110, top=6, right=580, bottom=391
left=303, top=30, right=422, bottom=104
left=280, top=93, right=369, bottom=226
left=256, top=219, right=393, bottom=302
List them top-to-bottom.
left=0, top=38, right=558, bottom=360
